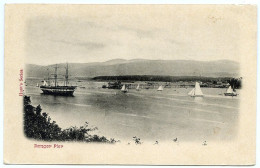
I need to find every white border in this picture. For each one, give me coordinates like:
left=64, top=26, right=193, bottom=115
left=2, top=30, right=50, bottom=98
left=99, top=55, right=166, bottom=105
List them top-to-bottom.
left=0, top=0, right=258, bottom=168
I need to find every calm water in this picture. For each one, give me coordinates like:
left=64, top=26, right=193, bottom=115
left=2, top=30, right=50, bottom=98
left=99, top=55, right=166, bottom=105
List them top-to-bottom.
left=25, top=79, right=240, bottom=143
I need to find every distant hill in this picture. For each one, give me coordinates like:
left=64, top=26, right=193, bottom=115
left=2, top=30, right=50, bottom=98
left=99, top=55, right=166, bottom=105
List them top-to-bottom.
left=25, top=59, right=240, bottom=79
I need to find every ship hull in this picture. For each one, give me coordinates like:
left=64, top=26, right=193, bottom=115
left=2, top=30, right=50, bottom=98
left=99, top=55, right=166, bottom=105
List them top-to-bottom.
left=40, top=86, right=76, bottom=96
left=224, top=93, right=237, bottom=96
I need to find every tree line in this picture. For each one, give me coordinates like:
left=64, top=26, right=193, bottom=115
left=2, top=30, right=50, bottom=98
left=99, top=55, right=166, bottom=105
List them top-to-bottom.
left=93, top=75, right=236, bottom=83
left=227, top=77, right=242, bottom=89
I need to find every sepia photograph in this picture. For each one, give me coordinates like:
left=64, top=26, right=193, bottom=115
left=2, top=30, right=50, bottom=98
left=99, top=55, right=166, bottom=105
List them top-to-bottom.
left=3, top=4, right=257, bottom=165
left=24, top=5, right=241, bottom=144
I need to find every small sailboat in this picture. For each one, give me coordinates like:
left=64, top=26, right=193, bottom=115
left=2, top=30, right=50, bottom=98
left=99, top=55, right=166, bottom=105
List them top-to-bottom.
left=188, top=82, right=204, bottom=97
left=36, top=83, right=39, bottom=87
left=121, top=84, right=128, bottom=93
left=136, top=84, right=140, bottom=91
left=157, top=85, right=163, bottom=91
left=224, top=86, right=237, bottom=96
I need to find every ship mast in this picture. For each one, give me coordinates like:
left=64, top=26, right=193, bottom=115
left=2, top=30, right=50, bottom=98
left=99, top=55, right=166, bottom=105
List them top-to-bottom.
left=65, top=63, right=69, bottom=86
left=54, top=64, right=58, bottom=87
left=47, top=68, right=50, bottom=82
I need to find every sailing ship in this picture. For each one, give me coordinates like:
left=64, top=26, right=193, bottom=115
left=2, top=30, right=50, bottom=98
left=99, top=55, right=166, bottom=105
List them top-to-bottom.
left=40, top=63, right=77, bottom=96
left=188, top=82, right=204, bottom=97
left=36, top=83, right=39, bottom=87
left=121, top=84, right=128, bottom=93
left=136, top=84, right=140, bottom=91
left=157, top=85, right=163, bottom=91
left=224, top=86, right=237, bottom=96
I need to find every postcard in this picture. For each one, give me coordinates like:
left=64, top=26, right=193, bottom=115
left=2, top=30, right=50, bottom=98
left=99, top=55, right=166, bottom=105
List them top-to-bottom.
left=4, top=4, right=257, bottom=165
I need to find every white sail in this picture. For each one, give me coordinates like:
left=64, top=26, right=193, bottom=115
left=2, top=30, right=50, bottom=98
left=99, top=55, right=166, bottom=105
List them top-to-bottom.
left=43, top=80, right=48, bottom=86
left=50, top=81, right=54, bottom=86
left=189, top=82, right=203, bottom=97
left=194, top=82, right=203, bottom=96
left=36, top=83, right=39, bottom=87
left=121, top=84, right=128, bottom=92
left=136, top=84, right=140, bottom=91
left=121, top=85, right=125, bottom=91
left=157, top=85, right=163, bottom=91
left=226, top=86, right=233, bottom=94
left=188, top=88, right=195, bottom=96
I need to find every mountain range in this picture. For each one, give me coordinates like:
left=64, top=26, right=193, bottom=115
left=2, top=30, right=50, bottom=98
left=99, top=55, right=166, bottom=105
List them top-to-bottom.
left=25, top=59, right=240, bottom=79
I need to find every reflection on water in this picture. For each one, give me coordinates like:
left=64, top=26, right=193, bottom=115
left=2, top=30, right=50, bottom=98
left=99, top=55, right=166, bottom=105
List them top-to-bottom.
left=25, top=79, right=240, bottom=142
left=194, top=97, right=204, bottom=102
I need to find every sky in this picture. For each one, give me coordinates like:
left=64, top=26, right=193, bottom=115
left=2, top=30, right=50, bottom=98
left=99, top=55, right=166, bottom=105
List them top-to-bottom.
left=25, top=5, right=244, bottom=65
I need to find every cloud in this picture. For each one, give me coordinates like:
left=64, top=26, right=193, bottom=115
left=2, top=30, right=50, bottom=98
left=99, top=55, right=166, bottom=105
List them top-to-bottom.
left=25, top=6, right=242, bottom=65
left=117, top=25, right=157, bottom=39
left=50, top=39, right=105, bottom=50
